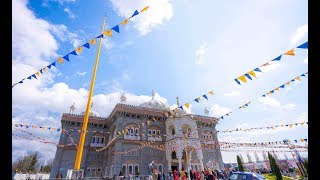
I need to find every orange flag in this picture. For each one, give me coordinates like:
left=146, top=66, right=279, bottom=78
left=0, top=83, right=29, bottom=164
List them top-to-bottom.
left=140, top=6, right=149, bottom=13
left=121, top=19, right=129, bottom=25
left=104, top=30, right=112, bottom=37
left=89, top=39, right=96, bottom=45
left=76, top=47, right=83, bottom=53
left=283, top=49, right=295, bottom=56
left=57, top=57, right=63, bottom=64
left=261, top=62, right=270, bottom=67
left=42, top=67, right=47, bottom=72
left=248, top=70, right=256, bottom=78
left=35, top=71, right=40, bottom=77
left=238, top=75, right=247, bottom=83
left=295, top=77, right=301, bottom=81
left=285, top=82, right=290, bottom=85
left=274, top=88, right=279, bottom=91
left=208, top=90, right=214, bottom=95
left=184, top=103, right=190, bottom=109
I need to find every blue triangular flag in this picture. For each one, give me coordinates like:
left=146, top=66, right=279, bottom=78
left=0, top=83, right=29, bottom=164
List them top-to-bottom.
left=131, top=10, right=139, bottom=17
left=112, top=25, right=120, bottom=33
left=96, top=34, right=104, bottom=38
left=297, top=41, right=308, bottom=49
left=83, top=43, right=90, bottom=49
left=70, top=51, right=77, bottom=56
left=63, top=54, right=70, bottom=61
left=272, top=55, right=282, bottom=61
left=48, top=62, right=56, bottom=69
left=254, top=68, right=262, bottom=72
left=40, top=69, right=43, bottom=74
left=244, top=73, right=252, bottom=80
left=32, top=74, right=37, bottom=79
left=301, top=74, right=306, bottom=77
left=27, top=76, right=32, bottom=80
left=234, top=79, right=241, bottom=85
left=291, top=79, right=295, bottom=82
left=18, top=80, right=23, bottom=84
left=279, top=85, right=285, bottom=88
left=270, top=90, right=274, bottom=93
left=262, top=94, right=266, bottom=97
left=203, top=95, right=208, bottom=100
left=194, top=99, right=199, bottom=103
left=245, top=104, right=248, bottom=106
left=179, top=106, right=183, bottom=110
left=221, top=116, right=224, bottom=119
left=19, top=124, right=23, bottom=127
left=57, top=128, right=61, bottom=131
left=304, top=139, right=307, bottom=142
left=294, top=140, right=297, bottom=143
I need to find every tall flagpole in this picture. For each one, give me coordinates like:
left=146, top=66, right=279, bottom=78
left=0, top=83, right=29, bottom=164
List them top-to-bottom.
left=74, top=15, right=106, bottom=170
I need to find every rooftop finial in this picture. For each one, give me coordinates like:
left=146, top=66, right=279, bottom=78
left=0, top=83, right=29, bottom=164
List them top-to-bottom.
left=152, top=89, right=156, bottom=100
left=120, top=93, right=127, bottom=103
left=176, top=96, right=180, bottom=106
left=69, top=102, right=76, bottom=114
left=204, top=107, right=209, bottom=116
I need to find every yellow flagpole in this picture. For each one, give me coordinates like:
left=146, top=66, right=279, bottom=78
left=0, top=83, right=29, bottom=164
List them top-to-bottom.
left=74, top=15, right=106, bottom=170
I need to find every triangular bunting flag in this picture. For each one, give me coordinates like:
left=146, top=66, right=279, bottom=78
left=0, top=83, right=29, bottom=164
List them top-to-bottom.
left=140, top=6, right=149, bottom=13
left=131, top=10, right=139, bottom=17
left=121, top=19, right=129, bottom=25
left=112, top=25, right=120, bottom=33
left=104, top=30, right=112, bottom=37
left=96, top=34, right=103, bottom=38
left=89, top=39, right=96, bottom=45
left=297, top=42, right=308, bottom=49
left=83, top=43, right=90, bottom=49
left=76, top=47, right=83, bottom=54
left=283, top=49, right=295, bottom=56
left=70, top=50, right=78, bottom=56
left=63, top=55, right=69, bottom=62
left=272, top=55, right=282, bottom=61
left=57, top=57, right=64, bottom=64
left=48, top=62, right=56, bottom=69
left=261, top=62, right=270, bottom=67
left=254, top=68, right=262, bottom=72
left=39, top=69, right=43, bottom=74
left=248, top=70, right=256, bottom=78
left=35, top=72, right=40, bottom=77
left=244, top=73, right=252, bottom=80
left=32, top=74, right=37, bottom=79
left=301, top=74, right=306, bottom=77
left=238, top=75, right=247, bottom=83
left=27, top=76, right=32, bottom=80
left=295, top=77, right=301, bottom=81
left=234, top=79, right=241, bottom=85
left=290, top=79, right=295, bottom=82
left=285, top=82, right=290, bottom=85
left=279, top=84, right=285, bottom=88
left=274, top=88, right=279, bottom=91
left=208, top=90, right=214, bottom=95
left=262, top=94, right=266, bottom=97
left=202, top=95, right=208, bottom=100
left=194, top=98, right=199, bottom=103
left=184, top=103, right=190, bottom=109
left=179, top=106, right=183, bottom=110
left=300, top=122, right=305, bottom=125
left=304, top=139, right=307, bottom=142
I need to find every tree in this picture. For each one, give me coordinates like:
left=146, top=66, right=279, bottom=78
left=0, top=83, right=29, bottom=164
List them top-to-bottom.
left=12, top=151, right=42, bottom=173
left=268, top=152, right=282, bottom=180
left=237, top=155, right=244, bottom=172
left=40, top=159, right=53, bottom=173
left=302, top=159, right=308, bottom=174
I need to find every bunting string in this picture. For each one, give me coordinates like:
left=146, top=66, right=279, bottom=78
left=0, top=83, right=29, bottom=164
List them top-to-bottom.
left=12, top=6, right=150, bottom=88
left=164, top=42, right=307, bottom=118
left=216, top=72, right=308, bottom=121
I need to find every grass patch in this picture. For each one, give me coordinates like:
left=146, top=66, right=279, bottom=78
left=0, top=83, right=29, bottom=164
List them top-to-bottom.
left=262, top=174, right=294, bottom=180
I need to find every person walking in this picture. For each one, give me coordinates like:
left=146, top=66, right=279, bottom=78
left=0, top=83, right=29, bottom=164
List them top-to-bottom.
left=173, top=170, right=179, bottom=180
left=181, top=170, right=186, bottom=180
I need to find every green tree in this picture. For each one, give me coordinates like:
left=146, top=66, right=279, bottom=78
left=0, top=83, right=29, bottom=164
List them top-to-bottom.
left=12, top=151, right=42, bottom=173
left=268, top=152, right=282, bottom=180
left=237, top=155, right=244, bottom=172
left=40, top=159, right=53, bottom=173
left=302, top=159, right=308, bottom=174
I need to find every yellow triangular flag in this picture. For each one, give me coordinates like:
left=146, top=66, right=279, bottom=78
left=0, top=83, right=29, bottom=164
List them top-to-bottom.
left=140, top=6, right=149, bottom=13
left=121, top=19, right=129, bottom=25
left=104, top=30, right=112, bottom=37
left=89, top=39, right=96, bottom=45
left=76, top=47, right=82, bottom=53
left=283, top=49, right=295, bottom=56
left=57, top=57, right=63, bottom=64
left=42, top=67, right=47, bottom=72
left=248, top=70, right=256, bottom=78
left=35, top=71, right=40, bottom=77
left=238, top=75, right=247, bottom=83
left=295, top=77, right=301, bottom=81
left=286, top=82, right=290, bottom=85
left=274, top=88, right=279, bottom=91
left=208, top=90, right=214, bottom=95
left=266, top=91, right=273, bottom=95
left=197, top=97, right=201, bottom=101
left=184, top=103, right=190, bottom=109
left=300, top=122, right=305, bottom=125
left=289, top=124, right=294, bottom=128
left=300, top=139, right=304, bottom=142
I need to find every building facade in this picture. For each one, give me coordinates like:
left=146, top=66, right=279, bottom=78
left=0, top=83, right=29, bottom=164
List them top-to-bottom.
left=50, top=95, right=224, bottom=178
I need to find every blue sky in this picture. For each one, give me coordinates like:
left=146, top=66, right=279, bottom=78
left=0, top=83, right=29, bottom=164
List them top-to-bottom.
left=12, top=0, right=307, bottom=164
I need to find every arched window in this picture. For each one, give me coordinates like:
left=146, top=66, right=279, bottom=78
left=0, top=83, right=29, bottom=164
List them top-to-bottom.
left=125, top=124, right=139, bottom=136
left=169, top=125, right=175, bottom=138
left=92, top=137, right=96, bottom=143
left=171, top=151, right=177, bottom=159
left=134, top=164, right=139, bottom=175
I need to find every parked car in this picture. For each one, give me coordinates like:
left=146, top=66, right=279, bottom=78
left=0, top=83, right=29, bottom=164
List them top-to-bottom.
left=229, top=172, right=265, bottom=180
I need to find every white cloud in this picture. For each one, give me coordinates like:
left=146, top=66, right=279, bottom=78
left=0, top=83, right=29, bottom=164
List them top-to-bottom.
left=109, top=0, right=173, bottom=35
left=64, top=7, right=76, bottom=19
left=50, top=24, right=83, bottom=48
left=291, top=24, right=308, bottom=45
left=102, top=38, right=114, bottom=50
left=195, top=42, right=208, bottom=64
left=76, top=71, right=87, bottom=76
left=122, top=71, right=131, bottom=80
left=224, top=90, right=240, bottom=97
left=258, top=96, right=281, bottom=107
left=283, top=103, right=296, bottom=110
left=210, top=104, right=231, bottom=117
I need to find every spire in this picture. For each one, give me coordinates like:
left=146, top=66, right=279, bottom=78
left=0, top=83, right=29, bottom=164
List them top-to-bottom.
left=152, top=89, right=156, bottom=100
left=120, top=93, right=127, bottom=103
left=176, top=96, right=180, bottom=106
left=204, top=107, right=209, bottom=116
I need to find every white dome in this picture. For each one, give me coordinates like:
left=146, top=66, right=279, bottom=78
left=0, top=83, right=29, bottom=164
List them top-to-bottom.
left=139, top=99, right=170, bottom=110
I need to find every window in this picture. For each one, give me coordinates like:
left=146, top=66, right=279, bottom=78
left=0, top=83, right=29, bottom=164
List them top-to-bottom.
left=135, top=128, right=139, bottom=134
left=172, top=128, right=175, bottom=135
left=149, top=130, right=152, bottom=135
left=157, top=130, right=160, bottom=136
left=92, top=137, right=96, bottom=143
left=97, top=137, right=100, bottom=144
left=101, top=137, right=105, bottom=144
left=171, top=151, right=177, bottom=159
left=128, top=164, right=133, bottom=175
left=134, top=164, right=139, bottom=175
left=122, top=165, right=127, bottom=176
left=87, top=168, right=91, bottom=177
left=92, top=168, right=96, bottom=177
left=97, top=168, right=101, bottom=176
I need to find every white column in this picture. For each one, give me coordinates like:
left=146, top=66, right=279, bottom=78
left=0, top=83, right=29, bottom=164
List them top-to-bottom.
left=177, top=149, right=183, bottom=171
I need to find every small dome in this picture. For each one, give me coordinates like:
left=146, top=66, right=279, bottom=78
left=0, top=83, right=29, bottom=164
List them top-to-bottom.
left=139, top=99, right=170, bottom=110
